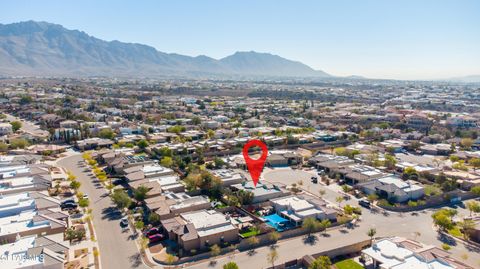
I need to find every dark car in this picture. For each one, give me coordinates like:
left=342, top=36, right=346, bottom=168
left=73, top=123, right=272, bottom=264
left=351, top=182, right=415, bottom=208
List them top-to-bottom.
left=311, top=176, right=318, bottom=183
left=112, top=178, right=125, bottom=186
left=61, top=199, right=75, bottom=205
left=358, top=199, right=371, bottom=208
left=60, top=202, right=78, bottom=210
left=144, top=227, right=161, bottom=237
left=148, top=233, right=165, bottom=243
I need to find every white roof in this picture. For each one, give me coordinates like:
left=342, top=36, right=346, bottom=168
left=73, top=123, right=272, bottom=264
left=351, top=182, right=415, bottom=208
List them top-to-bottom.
left=272, top=196, right=314, bottom=211
left=0, top=210, right=50, bottom=236
left=181, top=210, right=236, bottom=237
left=0, top=236, right=44, bottom=268
left=362, top=238, right=455, bottom=269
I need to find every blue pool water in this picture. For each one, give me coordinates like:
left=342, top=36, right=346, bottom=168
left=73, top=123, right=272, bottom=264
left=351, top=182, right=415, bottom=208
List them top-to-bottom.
left=263, top=213, right=293, bottom=232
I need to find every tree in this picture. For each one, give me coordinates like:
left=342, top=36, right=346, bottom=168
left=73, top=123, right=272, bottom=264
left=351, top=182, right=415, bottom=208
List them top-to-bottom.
left=19, top=95, right=33, bottom=105
left=10, top=121, right=22, bottom=132
left=98, top=128, right=115, bottom=139
left=207, top=129, right=215, bottom=139
left=9, top=138, right=29, bottom=149
left=460, top=138, right=473, bottom=150
left=136, top=139, right=149, bottom=150
left=0, top=142, right=8, bottom=152
left=384, top=154, right=397, bottom=170
left=160, top=156, right=173, bottom=168
left=214, top=157, right=225, bottom=168
left=469, top=158, right=480, bottom=171
left=403, top=166, right=418, bottom=180
left=70, top=180, right=81, bottom=191
left=133, top=185, right=150, bottom=202
left=472, top=186, right=480, bottom=196
left=111, top=189, right=132, bottom=210
left=236, top=189, right=254, bottom=205
left=318, top=189, right=326, bottom=198
left=367, top=193, right=379, bottom=202
left=335, top=196, right=344, bottom=207
left=78, top=198, right=89, bottom=210
left=466, top=200, right=480, bottom=216
left=431, top=209, right=456, bottom=231
left=148, top=212, right=161, bottom=225
left=302, top=217, right=319, bottom=237
left=318, top=219, right=331, bottom=235
left=458, top=219, right=475, bottom=241
left=135, top=220, right=144, bottom=230
left=65, top=228, right=78, bottom=243
left=367, top=228, right=377, bottom=243
left=268, top=231, right=281, bottom=244
left=246, top=235, right=259, bottom=248
left=139, top=236, right=149, bottom=251
left=210, top=244, right=221, bottom=258
left=267, top=248, right=279, bottom=269
left=165, top=254, right=176, bottom=265
left=308, top=256, right=331, bottom=269
left=223, top=262, right=239, bottom=269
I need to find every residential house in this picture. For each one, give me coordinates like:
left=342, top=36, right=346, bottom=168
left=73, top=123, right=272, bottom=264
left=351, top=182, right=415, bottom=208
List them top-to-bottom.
left=357, top=175, right=424, bottom=203
left=231, top=182, right=289, bottom=203
left=161, top=209, right=239, bottom=251
left=362, top=237, right=473, bottom=269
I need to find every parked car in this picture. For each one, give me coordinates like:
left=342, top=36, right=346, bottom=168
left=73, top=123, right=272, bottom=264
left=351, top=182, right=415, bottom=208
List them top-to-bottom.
left=311, top=176, right=318, bottom=183
left=112, top=178, right=124, bottom=186
left=82, top=194, right=89, bottom=199
left=61, top=199, right=75, bottom=205
left=358, top=199, right=371, bottom=208
left=60, top=202, right=78, bottom=210
left=120, top=217, right=129, bottom=228
left=144, top=227, right=161, bottom=237
left=148, top=233, right=165, bottom=243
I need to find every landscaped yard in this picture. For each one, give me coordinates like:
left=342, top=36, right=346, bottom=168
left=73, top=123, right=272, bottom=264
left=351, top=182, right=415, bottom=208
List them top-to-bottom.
left=239, top=227, right=259, bottom=238
left=334, top=259, right=364, bottom=269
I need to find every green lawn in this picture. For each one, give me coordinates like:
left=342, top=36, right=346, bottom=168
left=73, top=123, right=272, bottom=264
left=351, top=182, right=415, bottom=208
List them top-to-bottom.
left=240, top=228, right=259, bottom=238
left=334, top=259, right=364, bottom=269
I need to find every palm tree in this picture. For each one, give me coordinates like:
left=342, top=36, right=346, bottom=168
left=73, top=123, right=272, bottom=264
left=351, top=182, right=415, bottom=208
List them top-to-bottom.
left=302, top=217, right=319, bottom=237
left=319, top=219, right=331, bottom=235
left=367, top=228, right=377, bottom=243
left=268, top=231, right=281, bottom=245
left=267, top=248, right=279, bottom=269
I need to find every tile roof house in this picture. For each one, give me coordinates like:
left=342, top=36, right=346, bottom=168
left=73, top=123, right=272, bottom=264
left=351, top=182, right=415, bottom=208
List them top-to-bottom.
left=357, top=175, right=424, bottom=203
left=161, top=210, right=239, bottom=251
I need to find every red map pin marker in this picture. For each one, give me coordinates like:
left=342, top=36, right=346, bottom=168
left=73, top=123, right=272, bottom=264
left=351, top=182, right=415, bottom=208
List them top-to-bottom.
left=242, top=139, right=268, bottom=187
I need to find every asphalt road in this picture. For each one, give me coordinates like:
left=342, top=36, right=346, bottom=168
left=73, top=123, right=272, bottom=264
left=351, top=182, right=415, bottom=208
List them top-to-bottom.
left=58, top=154, right=149, bottom=269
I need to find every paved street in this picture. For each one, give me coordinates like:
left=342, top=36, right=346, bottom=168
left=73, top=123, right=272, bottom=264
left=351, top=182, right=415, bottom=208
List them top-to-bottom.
left=4, top=113, right=50, bottom=137
left=58, top=154, right=149, bottom=269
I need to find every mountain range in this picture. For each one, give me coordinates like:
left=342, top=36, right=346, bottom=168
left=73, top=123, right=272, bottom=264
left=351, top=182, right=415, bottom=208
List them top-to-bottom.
left=0, top=21, right=331, bottom=78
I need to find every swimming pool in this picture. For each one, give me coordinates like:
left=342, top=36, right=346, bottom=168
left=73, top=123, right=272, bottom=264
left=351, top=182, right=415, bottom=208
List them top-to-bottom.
left=263, top=213, right=293, bottom=232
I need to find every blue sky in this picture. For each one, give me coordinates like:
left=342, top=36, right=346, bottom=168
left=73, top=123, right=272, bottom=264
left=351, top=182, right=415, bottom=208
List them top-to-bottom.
left=1, top=0, right=479, bottom=80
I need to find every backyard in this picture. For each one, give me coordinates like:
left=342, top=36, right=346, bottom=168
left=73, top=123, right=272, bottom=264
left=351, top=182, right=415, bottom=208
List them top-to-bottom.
left=334, top=259, right=364, bottom=269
